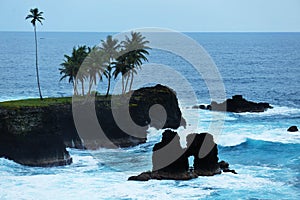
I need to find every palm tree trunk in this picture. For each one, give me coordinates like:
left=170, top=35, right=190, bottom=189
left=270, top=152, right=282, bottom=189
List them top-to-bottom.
left=34, top=25, right=43, bottom=100
left=129, top=70, right=134, bottom=91
left=105, top=74, right=111, bottom=97
left=124, top=74, right=130, bottom=93
left=122, top=76, right=125, bottom=94
left=88, top=78, right=93, bottom=95
left=81, top=80, right=84, bottom=96
left=72, top=81, right=77, bottom=95
left=74, top=81, right=78, bottom=95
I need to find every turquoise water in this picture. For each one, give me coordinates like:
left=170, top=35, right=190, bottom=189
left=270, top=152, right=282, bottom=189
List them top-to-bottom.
left=0, top=32, right=300, bottom=199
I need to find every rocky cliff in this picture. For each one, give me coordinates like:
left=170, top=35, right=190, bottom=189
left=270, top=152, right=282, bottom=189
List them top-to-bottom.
left=0, top=84, right=184, bottom=167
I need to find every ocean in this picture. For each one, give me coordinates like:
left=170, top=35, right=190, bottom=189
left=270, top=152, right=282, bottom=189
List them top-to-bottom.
left=0, top=31, right=299, bottom=199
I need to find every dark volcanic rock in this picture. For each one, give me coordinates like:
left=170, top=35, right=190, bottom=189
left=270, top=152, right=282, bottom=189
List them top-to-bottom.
left=75, top=84, right=185, bottom=148
left=129, top=84, right=186, bottom=129
left=0, top=85, right=184, bottom=166
left=200, top=95, right=273, bottom=113
left=0, top=105, right=74, bottom=166
left=287, top=126, right=298, bottom=132
left=129, top=130, right=235, bottom=181
left=152, top=130, right=188, bottom=173
left=0, top=133, right=72, bottom=167
left=186, top=133, right=220, bottom=176
left=219, top=160, right=237, bottom=174
left=128, top=171, right=198, bottom=181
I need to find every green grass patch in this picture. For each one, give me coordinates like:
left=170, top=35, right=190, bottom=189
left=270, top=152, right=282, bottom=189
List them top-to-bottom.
left=0, top=95, right=120, bottom=109
left=0, top=97, right=73, bottom=108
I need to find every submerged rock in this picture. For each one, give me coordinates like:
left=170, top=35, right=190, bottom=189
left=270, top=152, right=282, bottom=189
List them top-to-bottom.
left=197, top=95, right=273, bottom=113
left=287, top=126, right=298, bottom=132
left=129, top=130, right=235, bottom=181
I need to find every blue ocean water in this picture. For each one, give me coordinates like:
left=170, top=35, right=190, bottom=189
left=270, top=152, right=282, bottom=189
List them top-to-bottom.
left=0, top=32, right=300, bottom=199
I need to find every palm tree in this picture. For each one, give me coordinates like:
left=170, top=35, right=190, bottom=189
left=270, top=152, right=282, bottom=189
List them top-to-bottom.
left=25, top=8, right=44, bottom=100
left=121, top=32, right=150, bottom=92
left=100, top=35, right=120, bottom=97
left=59, top=46, right=89, bottom=95
left=83, top=46, right=107, bottom=95
left=112, top=52, right=132, bottom=94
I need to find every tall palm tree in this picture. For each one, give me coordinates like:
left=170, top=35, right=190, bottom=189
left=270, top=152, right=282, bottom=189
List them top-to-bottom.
left=25, top=8, right=44, bottom=100
left=121, top=32, right=150, bottom=92
left=100, top=35, right=120, bottom=97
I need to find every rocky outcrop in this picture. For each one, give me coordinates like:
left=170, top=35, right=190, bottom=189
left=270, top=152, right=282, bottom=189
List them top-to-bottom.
left=74, top=84, right=185, bottom=148
left=0, top=85, right=184, bottom=166
left=129, top=85, right=186, bottom=129
left=196, top=95, right=273, bottom=113
left=287, top=126, right=298, bottom=132
left=128, top=130, right=235, bottom=181
left=152, top=130, right=189, bottom=173
left=0, top=133, right=72, bottom=167
left=186, top=133, right=220, bottom=176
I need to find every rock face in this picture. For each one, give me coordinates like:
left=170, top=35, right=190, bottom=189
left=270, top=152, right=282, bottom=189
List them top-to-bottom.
left=74, top=84, right=185, bottom=148
left=0, top=85, right=184, bottom=166
left=129, top=85, right=186, bottom=129
left=197, top=95, right=273, bottom=113
left=0, top=105, right=76, bottom=167
left=287, top=126, right=298, bottom=132
left=129, top=130, right=235, bottom=181
left=152, top=130, right=189, bottom=173
left=0, top=133, right=72, bottom=167
left=186, top=133, right=220, bottom=176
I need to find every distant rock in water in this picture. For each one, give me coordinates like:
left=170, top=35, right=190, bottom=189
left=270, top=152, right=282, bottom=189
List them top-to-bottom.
left=196, top=95, right=273, bottom=113
left=287, top=126, right=298, bottom=132
left=128, top=130, right=236, bottom=181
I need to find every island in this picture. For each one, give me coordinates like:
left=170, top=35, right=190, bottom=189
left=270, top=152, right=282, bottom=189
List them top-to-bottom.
left=0, top=85, right=184, bottom=167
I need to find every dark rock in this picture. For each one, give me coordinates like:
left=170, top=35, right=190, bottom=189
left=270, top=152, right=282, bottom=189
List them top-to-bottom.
left=76, top=84, right=185, bottom=148
left=129, top=84, right=186, bottom=129
left=0, top=85, right=184, bottom=166
left=204, top=95, right=273, bottom=113
left=192, top=105, right=207, bottom=109
left=199, top=105, right=206, bottom=109
left=287, top=126, right=298, bottom=132
left=152, top=130, right=188, bottom=173
left=129, top=131, right=235, bottom=181
left=0, top=133, right=72, bottom=167
left=186, top=133, right=220, bottom=176
left=219, top=160, right=237, bottom=174
left=128, top=171, right=198, bottom=181
left=128, top=172, right=152, bottom=181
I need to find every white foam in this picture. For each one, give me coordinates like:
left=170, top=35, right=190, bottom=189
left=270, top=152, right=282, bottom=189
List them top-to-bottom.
left=238, top=105, right=300, bottom=117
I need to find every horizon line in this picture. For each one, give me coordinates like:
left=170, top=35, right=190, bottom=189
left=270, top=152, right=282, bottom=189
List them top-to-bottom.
left=1, top=30, right=300, bottom=33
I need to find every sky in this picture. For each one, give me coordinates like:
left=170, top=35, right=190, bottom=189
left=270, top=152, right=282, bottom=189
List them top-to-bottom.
left=0, top=0, right=300, bottom=32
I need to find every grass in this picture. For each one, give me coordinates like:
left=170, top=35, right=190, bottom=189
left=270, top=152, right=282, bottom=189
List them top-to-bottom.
left=0, top=91, right=149, bottom=109
left=0, top=95, right=124, bottom=109
left=0, top=97, right=73, bottom=108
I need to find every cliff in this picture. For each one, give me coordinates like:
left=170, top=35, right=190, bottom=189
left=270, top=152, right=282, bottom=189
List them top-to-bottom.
left=0, top=84, right=184, bottom=167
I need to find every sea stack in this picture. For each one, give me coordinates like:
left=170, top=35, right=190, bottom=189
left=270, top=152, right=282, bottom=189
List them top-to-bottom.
left=128, top=130, right=235, bottom=181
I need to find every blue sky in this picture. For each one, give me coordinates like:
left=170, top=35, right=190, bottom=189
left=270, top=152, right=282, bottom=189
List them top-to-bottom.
left=1, top=0, right=300, bottom=32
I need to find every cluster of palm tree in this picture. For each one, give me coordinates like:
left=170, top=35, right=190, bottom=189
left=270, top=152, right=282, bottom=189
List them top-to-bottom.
left=59, top=32, right=150, bottom=96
